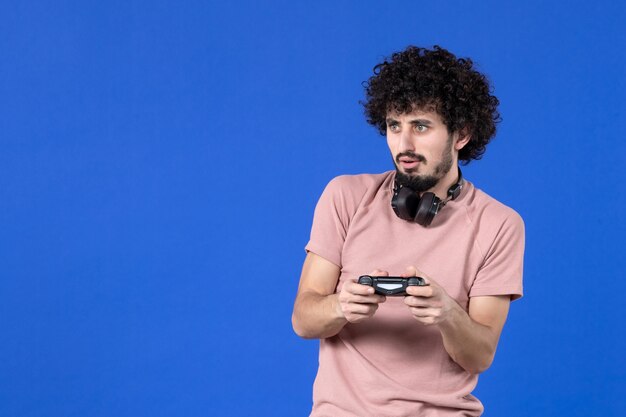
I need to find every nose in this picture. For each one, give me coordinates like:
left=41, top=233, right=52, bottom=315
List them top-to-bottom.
left=398, top=127, right=415, bottom=153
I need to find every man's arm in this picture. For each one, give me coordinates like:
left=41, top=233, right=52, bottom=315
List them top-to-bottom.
left=292, top=252, right=386, bottom=339
left=403, top=267, right=510, bottom=374
left=438, top=295, right=510, bottom=374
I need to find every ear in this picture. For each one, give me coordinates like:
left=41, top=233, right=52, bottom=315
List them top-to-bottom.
left=454, top=127, right=471, bottom=151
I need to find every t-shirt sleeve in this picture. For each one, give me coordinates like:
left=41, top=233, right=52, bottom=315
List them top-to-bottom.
left=304, top=176, right=361, bottom=268
left=469, top=210, right=525, bottom=301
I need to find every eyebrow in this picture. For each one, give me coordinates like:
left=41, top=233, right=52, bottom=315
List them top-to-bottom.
left=385, top=117, right=433, bottom=125
left=409, top=119, right=432, bottom=126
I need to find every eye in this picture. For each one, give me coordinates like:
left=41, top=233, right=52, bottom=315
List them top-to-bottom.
left=388, top=123, right=400, bottom=133
left=415, top=124, right=427, bottom=132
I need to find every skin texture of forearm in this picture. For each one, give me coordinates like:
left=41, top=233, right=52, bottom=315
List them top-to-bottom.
left=292, top=291, right=347, bottom=339
left=437, top=302, right=498, bottom=374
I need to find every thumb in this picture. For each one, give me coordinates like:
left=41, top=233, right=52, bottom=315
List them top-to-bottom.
left=403, top=266, right=417, bottom=277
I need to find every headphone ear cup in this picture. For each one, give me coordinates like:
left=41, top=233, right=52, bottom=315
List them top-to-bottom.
left=392, top=187, right=419, bottom=221
left=414, top=192, right=440, bottom=226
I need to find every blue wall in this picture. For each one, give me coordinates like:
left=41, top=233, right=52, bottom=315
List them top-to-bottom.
left=1, top=1, right=625, bottom=415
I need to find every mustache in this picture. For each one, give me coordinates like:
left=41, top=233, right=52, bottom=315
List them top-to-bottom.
left=395, top=152, right=427, bottom=164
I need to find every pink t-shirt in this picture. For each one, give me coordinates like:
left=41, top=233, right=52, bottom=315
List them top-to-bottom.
left=304, top=171, right=525, bottom=417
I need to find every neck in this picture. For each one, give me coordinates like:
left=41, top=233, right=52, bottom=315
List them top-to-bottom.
left=428, top=165, right=462, bottom=201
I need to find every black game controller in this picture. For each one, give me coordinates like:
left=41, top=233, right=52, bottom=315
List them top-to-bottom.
left=358, top=275, right=427, bottom=296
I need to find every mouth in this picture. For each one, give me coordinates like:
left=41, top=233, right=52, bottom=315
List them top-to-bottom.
left=398, top=157, right=421, bottom=171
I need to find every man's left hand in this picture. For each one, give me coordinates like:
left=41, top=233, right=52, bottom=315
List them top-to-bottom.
left=403, top=266, right=458, bottom=325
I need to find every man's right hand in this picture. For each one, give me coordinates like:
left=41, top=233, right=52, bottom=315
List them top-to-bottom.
left=293, top=254, right=388, bottom=338
left=337, top=269, right=388, bottom=323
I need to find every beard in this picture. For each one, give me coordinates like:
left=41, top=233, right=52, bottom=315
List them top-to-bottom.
left=394, top=134, right=454, bottom=193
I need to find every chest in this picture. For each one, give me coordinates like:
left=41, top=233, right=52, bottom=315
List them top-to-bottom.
left=338, top=192, right=483, bottom=307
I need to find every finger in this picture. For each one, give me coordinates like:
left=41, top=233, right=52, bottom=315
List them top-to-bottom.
left=402, top=266, right=432, bottom=284
left=403, top=266, right=418, bottom=278
left=368, top=269, right=389, bottom=277
left=416, top=272, right=436, bottom=287
left=421, top=276, right=434, bottom=286
left=344, top=280, right=376, bottom=295
left=340, top=284, right=386, bottom=302
left=349, top=284, right=388, bottom=302
left=405, top=285, right=435, bottom=297
left=347, top=294, right=386, bottom=304
left=370, top=294, right=387, bottom=304
left=403, top=296, right=435, bottom=308
left=346, top=303, right=379, bottom=316
left=409, top=307, right=440, bottom=318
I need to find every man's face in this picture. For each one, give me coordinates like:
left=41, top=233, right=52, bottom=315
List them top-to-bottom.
left=386, top=108, right=458, bottom=193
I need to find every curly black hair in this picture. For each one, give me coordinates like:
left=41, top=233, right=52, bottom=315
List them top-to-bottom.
left=362, top=45, right=501, bottom=163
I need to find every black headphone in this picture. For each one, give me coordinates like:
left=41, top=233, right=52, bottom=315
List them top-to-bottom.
left=391, top=168, right=463, bottom=226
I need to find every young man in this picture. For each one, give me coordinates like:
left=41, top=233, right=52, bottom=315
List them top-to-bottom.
left=292, top=46, right=525, bottom=416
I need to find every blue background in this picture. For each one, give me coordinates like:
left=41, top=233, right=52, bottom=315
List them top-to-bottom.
left=1, top=1, right=625, bottom=416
